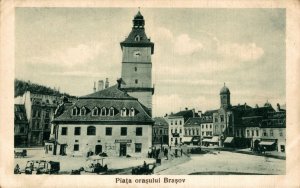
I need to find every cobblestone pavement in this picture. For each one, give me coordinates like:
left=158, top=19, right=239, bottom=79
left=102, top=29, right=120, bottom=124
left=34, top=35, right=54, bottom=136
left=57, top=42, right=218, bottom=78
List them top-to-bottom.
left=156, top=150, right=285, bottom=175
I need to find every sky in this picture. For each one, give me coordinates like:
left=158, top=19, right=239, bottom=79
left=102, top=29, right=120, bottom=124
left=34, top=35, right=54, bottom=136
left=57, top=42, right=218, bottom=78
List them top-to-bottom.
left=15, top=8, right=286, bottom=117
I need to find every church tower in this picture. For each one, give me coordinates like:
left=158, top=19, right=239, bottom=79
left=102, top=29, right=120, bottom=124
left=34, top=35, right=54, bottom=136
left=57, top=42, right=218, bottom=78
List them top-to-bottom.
left=120, top=11, right=154, bottom=114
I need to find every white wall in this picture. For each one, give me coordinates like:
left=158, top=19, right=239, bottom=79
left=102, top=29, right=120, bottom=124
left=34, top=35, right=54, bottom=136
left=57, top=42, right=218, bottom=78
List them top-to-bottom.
left=57, top=124, right=152, bottom=157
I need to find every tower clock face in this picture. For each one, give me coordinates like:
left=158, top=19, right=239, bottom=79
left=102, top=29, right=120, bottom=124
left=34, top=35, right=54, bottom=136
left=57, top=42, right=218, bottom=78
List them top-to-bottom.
left=133, top=50, right=141, bottom=57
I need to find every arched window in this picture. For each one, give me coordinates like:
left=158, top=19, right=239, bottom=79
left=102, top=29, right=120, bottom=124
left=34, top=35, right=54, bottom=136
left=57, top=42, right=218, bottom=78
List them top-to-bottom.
left=135, top=35, right=141, bottom=41
left=72, top=107, right=78, bottom=116
left=80, top=107, right=86, bottom=116
left=92, top=107, right=99, bottom=116
left=100, top=107, right=106, bottom=116
left=108, top=107, right=114, bottom=116
left=121, top=108, right=127, bottom=117
left=130, top=108, right=135, bottom=116
left=87, top=126, right=96, bottom=135
left=192, top=129, right=195, bottom=135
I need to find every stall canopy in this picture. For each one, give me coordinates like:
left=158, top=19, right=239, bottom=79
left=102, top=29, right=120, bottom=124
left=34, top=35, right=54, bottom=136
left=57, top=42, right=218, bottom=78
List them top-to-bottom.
left=211, top=136, right=219, bottom=143
left=182, top=137, right=193, bottom=143
left=192, top=137, right=200, bottom=142
left=224, top=137, right=234, bottom=144
left=202, top=138, right=212, bottom=142
left=259, top=141, right=275, bottom=146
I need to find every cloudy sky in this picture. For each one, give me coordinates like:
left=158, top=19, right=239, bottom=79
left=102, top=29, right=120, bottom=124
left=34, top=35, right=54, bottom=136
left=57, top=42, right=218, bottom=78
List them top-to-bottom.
left=15, top=8, right=286, bottom=116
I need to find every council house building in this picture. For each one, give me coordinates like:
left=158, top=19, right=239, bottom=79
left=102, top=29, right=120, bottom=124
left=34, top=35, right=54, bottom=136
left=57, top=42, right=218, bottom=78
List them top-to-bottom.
left=49, top=11, right=155, bottom=157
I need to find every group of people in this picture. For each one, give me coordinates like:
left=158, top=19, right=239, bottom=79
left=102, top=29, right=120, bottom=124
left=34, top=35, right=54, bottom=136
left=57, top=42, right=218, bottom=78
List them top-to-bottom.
left=148, top=146, right=184, bottom=160
left=147, top=147, right=162, bottom=159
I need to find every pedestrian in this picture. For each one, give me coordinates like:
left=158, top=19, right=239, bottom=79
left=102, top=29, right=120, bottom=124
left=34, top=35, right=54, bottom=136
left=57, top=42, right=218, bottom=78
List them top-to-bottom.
left=165, top=148, right=168, bottom=160
left=180, top=148, right=183, bottom=156
left=143, top=161, right=147, bottom=169
left=14, top=164, right=20, bottom=174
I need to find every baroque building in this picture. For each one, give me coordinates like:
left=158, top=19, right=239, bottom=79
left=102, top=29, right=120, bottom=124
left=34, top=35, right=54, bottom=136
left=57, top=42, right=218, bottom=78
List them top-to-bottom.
left=50, top=86, right=153, bottom=157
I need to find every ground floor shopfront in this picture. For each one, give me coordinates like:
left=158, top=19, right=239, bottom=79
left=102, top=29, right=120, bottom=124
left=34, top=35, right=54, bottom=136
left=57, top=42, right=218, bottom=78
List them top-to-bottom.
left=46, top=124, right=152, bottom=157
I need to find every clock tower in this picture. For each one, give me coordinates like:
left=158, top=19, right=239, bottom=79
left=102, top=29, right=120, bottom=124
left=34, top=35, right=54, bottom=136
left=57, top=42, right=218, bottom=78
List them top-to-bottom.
left=120, top=11, right=154, bottom=115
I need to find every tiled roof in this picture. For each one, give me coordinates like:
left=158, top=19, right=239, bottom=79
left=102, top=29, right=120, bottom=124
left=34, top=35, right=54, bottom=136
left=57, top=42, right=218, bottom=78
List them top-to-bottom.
left=121, top=28, right=153, bottom=44
left=80, top=85, right=135, bottom=100
left=53, top=86, right=153, bottom=124
left=14, top=104, right=28, bottom=123
left=231, top=104, right=252, bottom=111
left=233, top=106, right=275, bottom=126
left=169, top=109, right=199, bottom=121
left=203, top=109, right=218, bottom=116
left=261, top=111, right=286, bottom=128
left=200, top=115, right=213, bottom=123
left=241, top=116, right=263, bottom=127
left=153, top=117, right=168, bottom=127
left=184, top=117, right=202, bottom=127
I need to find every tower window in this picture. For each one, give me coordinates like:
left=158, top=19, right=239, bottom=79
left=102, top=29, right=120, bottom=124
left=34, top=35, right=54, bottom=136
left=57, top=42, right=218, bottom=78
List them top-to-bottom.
left=135, top=35, right=141, bottom=42
left=134, top=67, right=137, bottom=72
left=135, top=79, right=138, bottom=84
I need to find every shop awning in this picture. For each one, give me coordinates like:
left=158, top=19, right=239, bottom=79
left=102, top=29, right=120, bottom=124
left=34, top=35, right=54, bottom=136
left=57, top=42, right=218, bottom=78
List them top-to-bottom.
left=211, top=136, right=219, bottom=142
left=182, top=137, right=193, bottom=142
left=224, top=137, right=234, bottom=144
left=192, top=138, right=200, bottom=142
left=202, top=138, right=212, bottom=142
left=259, top=141, right=275, bottom=146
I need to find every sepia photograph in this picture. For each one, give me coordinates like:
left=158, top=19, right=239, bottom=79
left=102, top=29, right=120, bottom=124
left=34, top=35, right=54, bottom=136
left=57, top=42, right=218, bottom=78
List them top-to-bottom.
left=1, top=1, right=300, bottom=187
left=13, top=7, right=286, bottom=175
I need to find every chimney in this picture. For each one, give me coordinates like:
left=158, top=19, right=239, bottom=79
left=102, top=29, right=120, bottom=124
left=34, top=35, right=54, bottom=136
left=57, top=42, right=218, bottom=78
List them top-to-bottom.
left=105, top=78, right=109, bottom=89
left=117, top=78, right=122, bottom=89
left=98, top=80, right=104, bottom=91
left=93, top=82, right=96, bottom=92
left=244, top=103, right=247, bottom=109
left=277, top=103, right=281, bottom=111
left=255, top=104, right=259, bottom=108
left=185, top=107, right=188, bottom=111
left=192, top=108, right=195, bottom=117
left=198, top=111, right=202, bottom=117
left=164, top=113, right=168, bottom=117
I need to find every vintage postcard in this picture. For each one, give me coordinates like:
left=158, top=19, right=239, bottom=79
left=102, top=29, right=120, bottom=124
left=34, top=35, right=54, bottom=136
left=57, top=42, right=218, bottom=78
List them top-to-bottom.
left=0, top=0, right=300, bottom=187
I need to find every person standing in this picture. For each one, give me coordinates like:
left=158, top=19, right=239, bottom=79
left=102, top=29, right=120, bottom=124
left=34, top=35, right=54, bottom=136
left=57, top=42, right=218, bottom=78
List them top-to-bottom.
left=180, top=148, right=183, bottom=156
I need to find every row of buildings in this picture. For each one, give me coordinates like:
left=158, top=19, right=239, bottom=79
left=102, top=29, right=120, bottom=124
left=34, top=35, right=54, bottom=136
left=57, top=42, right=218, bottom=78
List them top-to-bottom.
left=153, top=84, right=286, bottom=153
left=14, top=91, right=62, bottom=147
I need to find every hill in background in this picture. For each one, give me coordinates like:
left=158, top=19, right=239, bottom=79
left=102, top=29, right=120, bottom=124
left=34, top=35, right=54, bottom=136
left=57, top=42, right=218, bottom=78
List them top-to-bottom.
left=15, top=79, right=75, bottom=98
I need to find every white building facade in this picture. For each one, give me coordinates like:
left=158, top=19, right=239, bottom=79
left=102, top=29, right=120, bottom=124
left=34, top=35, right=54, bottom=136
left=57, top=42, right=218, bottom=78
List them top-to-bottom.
left=50, top=85, right=154, bottom=157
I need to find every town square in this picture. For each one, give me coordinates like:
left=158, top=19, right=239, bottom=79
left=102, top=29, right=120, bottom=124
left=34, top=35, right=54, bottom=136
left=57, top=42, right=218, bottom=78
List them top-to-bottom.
left=13, top=8, right=286, bottom=175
